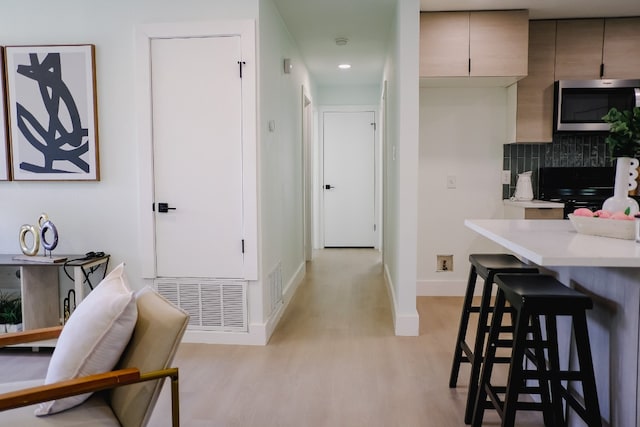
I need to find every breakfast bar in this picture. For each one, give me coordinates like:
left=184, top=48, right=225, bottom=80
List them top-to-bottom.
left=465, top=219, right=640, bottom=427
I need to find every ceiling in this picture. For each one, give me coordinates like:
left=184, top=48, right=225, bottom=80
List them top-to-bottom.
left=271, top=0, right=640, bottom=87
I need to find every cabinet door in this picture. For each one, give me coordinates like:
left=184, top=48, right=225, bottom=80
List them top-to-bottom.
left=469, top=10, right=529, bottom=77
left=419, top=12, right=469, bottom=77
left=603, top=17, right=640, bottom=79
left=555, top=19, right=604, bottom=80
left=515, top=20, right=556, bottom=143
left=524, top=208, right=564, bottom=220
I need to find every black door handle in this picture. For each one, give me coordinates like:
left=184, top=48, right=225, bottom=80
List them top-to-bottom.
left=325, top=184, right=335, bottom=190
left=157, top=202, right=177, bottom=213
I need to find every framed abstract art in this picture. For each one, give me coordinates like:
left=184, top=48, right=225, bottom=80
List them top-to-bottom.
left=4, top=44, right=99, bottom=181
left=0, top=48, right=9, bottom=181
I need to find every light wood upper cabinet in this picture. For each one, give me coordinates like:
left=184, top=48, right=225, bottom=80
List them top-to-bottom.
left=420, top=10, right=529, bottom=78
left=469, top=11, right=529, bottom=77
left=419, top=12, right=469, bottom=77
left=602, top=17, right=640, bottom=79
left=555, top=18, right=640, bottom=80
left=555, top=19, right=605, bottom=80
left=513, top=20, right=557, bottom=143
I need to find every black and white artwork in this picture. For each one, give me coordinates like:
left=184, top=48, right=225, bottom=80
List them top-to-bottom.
left=5, top=45, right=99, bottom=181
left=0, top=48, right=9, bottom=181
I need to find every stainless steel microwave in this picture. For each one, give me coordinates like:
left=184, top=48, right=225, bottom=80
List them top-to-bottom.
left=553, top=79, right=640, bottom=132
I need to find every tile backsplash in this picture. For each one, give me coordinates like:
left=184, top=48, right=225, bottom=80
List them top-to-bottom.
left=502, top=134, right=612, bottom=199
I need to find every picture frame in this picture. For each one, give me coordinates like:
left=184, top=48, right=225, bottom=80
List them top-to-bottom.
left=4, top=44, right=99, bottom=181
left=0, top=48, right=9, bottom=181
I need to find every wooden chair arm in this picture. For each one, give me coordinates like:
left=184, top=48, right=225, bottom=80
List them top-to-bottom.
left=0, top=326, right=63, bottom=348
left=0, top=368, right=140, bottom=411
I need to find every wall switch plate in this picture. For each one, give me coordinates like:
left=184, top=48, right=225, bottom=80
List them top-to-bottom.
left=501, top=170, right=511, bottom=185
left=446, top=175, right=456, bottom=189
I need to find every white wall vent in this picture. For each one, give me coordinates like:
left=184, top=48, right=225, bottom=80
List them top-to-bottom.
left=268, top=263, right=283, bottom=315
left=155, top=278, right=247, bottom=332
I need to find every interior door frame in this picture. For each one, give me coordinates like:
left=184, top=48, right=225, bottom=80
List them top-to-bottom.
left=135, top=20, right=257, bottom=280
left=302, top=87, right=313, bottom=261
left=317, top=105, right=381, bottom=249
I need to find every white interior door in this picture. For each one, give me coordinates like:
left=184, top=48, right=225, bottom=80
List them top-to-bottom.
left=151, top=36, right=244, bottom=278
left=323, top=111, right=375, bottom=247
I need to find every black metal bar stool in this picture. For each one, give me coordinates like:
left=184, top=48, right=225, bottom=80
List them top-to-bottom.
left=449, top=254, right=538, bottom=424
left=472, top=273, right=602, bottom=427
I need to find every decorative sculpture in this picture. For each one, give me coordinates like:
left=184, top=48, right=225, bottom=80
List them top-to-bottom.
left=19, top=213, right=59, bottom=257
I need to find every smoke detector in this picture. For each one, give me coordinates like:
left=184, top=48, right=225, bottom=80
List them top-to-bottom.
left=335, top=37, right=348, bottom=46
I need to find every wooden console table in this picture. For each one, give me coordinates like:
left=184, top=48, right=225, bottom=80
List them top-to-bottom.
left=0, top=254, right=110, bottom=330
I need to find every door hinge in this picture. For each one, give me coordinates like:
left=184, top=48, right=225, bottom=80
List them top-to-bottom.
left=238, top=61, right=246, bottom=78
left=373, top=224, right=376, bottom=231
left=241, top=239, right=245, bottom=253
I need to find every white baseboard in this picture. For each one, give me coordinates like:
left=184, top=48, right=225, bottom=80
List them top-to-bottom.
left=182, top=261, right=307, bottom=346
left=384, top=264, right=419, bottom=336
left=416, top=278, right=483, bottom=296
left=182, top=329, right=266, bottom=345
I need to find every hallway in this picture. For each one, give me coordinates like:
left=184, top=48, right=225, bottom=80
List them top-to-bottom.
left=149, top=249, right=544, bottom=426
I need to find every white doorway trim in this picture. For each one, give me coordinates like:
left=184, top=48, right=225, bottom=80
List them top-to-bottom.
left=135, top=20, right=257, bottom=280
left=381, top=81, right=388, bottom=265
left=302, top=87, right=313, bottom=261
left=316, top=104, right=381, bottom=250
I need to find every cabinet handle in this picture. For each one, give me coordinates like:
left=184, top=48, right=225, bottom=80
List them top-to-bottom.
left=600, top=63, right=604, bottom=78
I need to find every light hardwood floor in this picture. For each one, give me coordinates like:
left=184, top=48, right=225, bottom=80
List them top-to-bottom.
left=0, top=249, right=544, bottom=426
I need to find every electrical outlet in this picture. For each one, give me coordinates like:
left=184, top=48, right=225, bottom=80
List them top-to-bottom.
left=501, top=170, right=511, bottom=185
left=436, top=255, right=453, bottom=272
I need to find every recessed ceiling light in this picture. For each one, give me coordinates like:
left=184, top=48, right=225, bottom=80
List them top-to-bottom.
left=338, top=64, right=351, bottom=69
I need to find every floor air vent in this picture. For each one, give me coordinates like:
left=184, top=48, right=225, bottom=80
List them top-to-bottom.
left=268, top=263, right=283, bottom=315
left=155, top=278, right=247, bottom=332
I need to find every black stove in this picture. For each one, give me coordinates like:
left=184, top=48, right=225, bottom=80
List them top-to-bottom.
left=538, top=167, right=617, bottom=218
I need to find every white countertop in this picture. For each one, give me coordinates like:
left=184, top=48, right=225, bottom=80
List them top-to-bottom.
left=503, top=199, right=564, bottom=208
left=465, top=219, right=640, bottom=267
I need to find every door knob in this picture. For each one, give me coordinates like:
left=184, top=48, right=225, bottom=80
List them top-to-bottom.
left=325, top=184, right=335, bottom=190
left=157, top=202, right=177, bottom=213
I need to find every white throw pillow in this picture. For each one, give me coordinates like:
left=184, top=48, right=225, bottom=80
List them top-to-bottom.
left=35, top=262, right=138, bottom=416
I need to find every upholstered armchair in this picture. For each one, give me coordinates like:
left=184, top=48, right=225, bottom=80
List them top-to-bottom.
left=0, top=267, right=188, bottom=427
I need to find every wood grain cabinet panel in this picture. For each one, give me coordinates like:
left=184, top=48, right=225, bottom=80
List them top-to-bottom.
left=419, top=10, right=528, bottom=78
left=469, top=10, right=529, bottom=77
left=419, top=12, right=470, bottom=77
left=603, top=17, right=640, bottom=79
left=555, top=19, right=604, bottom=80
left=514, top=20, right=557, bottom=143
left=504, top=205, right=564, bottom=219
left=523, top=208, right=564, bottom=220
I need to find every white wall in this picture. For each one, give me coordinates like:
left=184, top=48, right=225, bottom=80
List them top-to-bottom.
left=258, top=0, right=315, bottom=340
left=381, top=0, right=420, bottom=336
left=316, top=84, right=381, bottom=105
left=417, top=87, right=508, bottom=296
